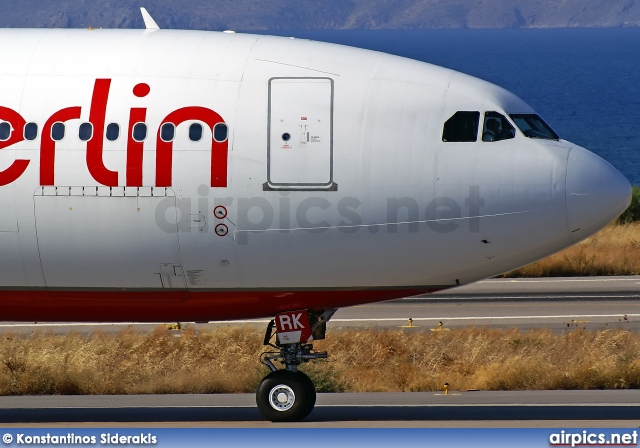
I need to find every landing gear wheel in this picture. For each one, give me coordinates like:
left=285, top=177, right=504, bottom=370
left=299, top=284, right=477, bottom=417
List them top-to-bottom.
left=256, top=370, right=315, bottom=422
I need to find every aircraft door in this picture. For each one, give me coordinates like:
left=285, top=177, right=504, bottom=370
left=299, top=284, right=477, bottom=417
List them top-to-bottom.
left=265, top=77, right=336, bottom=191
left=34, top=187, right=187, bottom=297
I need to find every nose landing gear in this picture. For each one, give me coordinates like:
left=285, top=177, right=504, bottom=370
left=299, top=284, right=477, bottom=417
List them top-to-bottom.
left=256, top=309, right=336, bottom=422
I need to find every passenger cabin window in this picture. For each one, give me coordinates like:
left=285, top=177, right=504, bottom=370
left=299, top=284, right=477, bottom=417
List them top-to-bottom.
left=442, top=111, right=480, bottom=142
left=482, top=112, right=515, bottom=142
left=510, top=114, right=559, bottom=140
left=0, top=122, right=11, bottom=141
left=24, top=123, right=38, bottom=140
left=51, top=123, right=65, bottom=141
left=79, top=123, right=93, bottom=141
left=106, top=123, right=119, bottom=141
left=132, top=123, right=147, bottom=142
left=160, top=123, right=175, bottom=142
left=189, top=123, right=203, bottom=141
left=214, top=123, right=228, bottom=142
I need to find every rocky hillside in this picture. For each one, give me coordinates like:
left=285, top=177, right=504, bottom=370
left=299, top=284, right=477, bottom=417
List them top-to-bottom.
left=2, top=0, right=640, bottom=30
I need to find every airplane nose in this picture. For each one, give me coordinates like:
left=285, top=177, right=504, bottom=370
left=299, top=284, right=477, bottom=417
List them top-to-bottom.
left=566, top=146, right=631, bottom=243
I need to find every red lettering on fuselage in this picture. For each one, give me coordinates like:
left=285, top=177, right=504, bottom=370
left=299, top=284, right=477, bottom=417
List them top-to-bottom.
left=0, top=79, right=228, bottom=188
left=87, top=79, right=118, bottom=187
left=126, top=83, right=150, bottom=187
left=0, top=107, right=30, bottom=186
left=40, top=107, right=82, bottom=185
left=156, top=107, right=228, bottom=187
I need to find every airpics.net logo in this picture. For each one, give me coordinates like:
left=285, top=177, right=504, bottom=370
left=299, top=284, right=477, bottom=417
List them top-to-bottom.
left=154, top=185, right=487, bottom=244
left=549, top=430, right=638, bottom=447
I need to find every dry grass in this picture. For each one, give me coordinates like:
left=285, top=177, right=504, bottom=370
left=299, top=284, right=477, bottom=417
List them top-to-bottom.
left=504, top=223, right=640, bottom=277
left=2, top=326, right=640, bottom=394
left=0, top=327, right=267, bottom=395
left=308, top=327, right=640, bottom=392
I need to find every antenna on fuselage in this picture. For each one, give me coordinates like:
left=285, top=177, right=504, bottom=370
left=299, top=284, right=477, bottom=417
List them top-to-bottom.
left=140, top=7, right=160, bottom=30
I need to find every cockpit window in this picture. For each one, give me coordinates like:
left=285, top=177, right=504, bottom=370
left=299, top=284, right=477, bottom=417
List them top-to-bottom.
left=442, top=111, right=480, bottom=142
left=482, top=112, right=515, bottom=142
left=509, top=114, right=559, bottom=140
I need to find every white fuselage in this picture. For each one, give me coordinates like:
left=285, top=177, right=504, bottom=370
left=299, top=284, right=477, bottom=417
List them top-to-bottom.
left=0, top=28, right=630, bottom=321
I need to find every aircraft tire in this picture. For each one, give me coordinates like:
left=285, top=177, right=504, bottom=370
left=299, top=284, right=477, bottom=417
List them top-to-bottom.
left=256, top=370, right=315, bottom=422
left=296, top=370, right=316, bottom=414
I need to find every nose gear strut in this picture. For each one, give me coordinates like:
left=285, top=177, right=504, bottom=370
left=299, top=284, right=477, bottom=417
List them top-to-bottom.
left=256, top=309, right=336, bottom=422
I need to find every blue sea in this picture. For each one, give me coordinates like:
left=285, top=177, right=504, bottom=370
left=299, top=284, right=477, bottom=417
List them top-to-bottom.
left=256, top=28, right=640, bottom=185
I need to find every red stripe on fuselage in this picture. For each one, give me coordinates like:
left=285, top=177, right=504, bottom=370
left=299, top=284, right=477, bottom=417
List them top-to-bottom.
left=0, top=288, right=441, bottom=322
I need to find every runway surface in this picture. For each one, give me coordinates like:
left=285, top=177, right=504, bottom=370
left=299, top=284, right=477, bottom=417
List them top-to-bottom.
left=334, top=276, right=640, bottom=331
left=1, top=391, right=639, bottom=428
